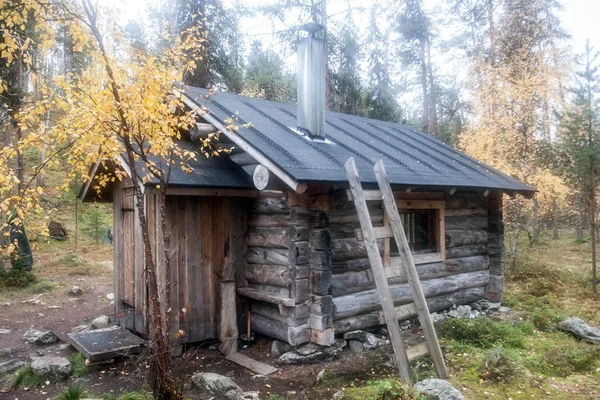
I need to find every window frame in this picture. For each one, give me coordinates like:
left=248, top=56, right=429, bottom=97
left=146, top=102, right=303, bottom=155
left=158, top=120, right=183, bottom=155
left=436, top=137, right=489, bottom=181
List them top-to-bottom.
left=383, top=199, right=446, bottom=266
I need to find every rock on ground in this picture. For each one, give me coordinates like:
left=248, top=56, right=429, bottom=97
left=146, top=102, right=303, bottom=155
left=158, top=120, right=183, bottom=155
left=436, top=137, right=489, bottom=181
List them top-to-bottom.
left=68, top=286, right=83, bottom=296
left=430, top=312, right=446, bottom=325
left=89, top=315, right=111, bottom=330
left=557, top=317, right=600, bottom=344
left=23, top=329, right=59, bottom=344
left=343, top=330, right=369, bottom=342
left=363, top=333, right=378, bottom=350
left=271, top=340, right=293, bottom=356
left=348, top=340, right=364, bottom=354
left=295, top=342, right=322, bottom=356
left=277, top=345, right=342, bottom=365
left=30, top=356, right=72, bottom=379
left=0, top=359, right=25, bottom=375
left=191, top=372, right=244, bottom=400
left=414, top=379, right=464, bottom=400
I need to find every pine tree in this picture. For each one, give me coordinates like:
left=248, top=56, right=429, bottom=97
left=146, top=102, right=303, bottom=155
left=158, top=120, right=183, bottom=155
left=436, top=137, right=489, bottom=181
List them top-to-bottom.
left=365, top=4, right=401, bottom=122
left=243, top=41, right=295, bottom=102
left=556, top=41, right=600, bottom=296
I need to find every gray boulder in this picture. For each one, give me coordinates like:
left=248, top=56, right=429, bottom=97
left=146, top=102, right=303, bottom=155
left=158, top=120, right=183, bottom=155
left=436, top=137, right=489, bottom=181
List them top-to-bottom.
left=68, top=286, right=83, bottom=296
left=448, top=305, right=472, bottom=319
left=430, top=313, right=446, bottom=325
left=89, top=315, right=111, bottom=330
left=557, top=317, right=600, bottom=344
left=0, top=329, right=10, bottom=334
left=23, top=329, right=59, bottom=344
left=343, top=330, right=369, bottom=342
left=363, top=333, right=378, bottom=350
left=271, top=340, right=293, bottom=356
left=348, top=340, right=364, bottom=354
left=295, top=342, right=322, bottom=356
left=277, top=345, right=342, bottom=365
left=30, top=356, right=72, bottom=379
left=0, top=359, right=25, bottom=375
left=191, top=372, right=244, bottom=400
left=414, top=379, right=464, bottom=400
left=332, top=390, right=346, bottom=399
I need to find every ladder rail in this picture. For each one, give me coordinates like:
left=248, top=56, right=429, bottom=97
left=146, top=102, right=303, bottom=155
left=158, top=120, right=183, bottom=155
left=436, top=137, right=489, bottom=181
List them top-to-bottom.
left=344, top=158, right=413, bottom=383
left=374, top=160, right=448, bottom=379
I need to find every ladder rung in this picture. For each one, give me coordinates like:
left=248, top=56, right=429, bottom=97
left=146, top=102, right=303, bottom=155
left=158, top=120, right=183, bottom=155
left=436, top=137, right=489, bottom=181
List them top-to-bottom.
left=347, top=189, right=382, bottom=201
left=355, top=226, right=393, bottom=240
left=378, top=302, right=418, bottom=324
left=407, top=343, right=430, bottom=361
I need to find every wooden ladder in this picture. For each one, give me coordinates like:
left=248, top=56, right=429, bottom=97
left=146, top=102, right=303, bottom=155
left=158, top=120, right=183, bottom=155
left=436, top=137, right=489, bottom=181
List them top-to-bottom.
left=345, top=158, right=448, bottom=384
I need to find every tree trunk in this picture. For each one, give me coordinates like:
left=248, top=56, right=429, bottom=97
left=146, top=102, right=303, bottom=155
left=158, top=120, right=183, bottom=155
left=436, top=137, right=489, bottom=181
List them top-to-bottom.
left=426, top=38, right=438, bottom=138
left=420, top=40, right=429, bottom=134
left=576, top=194, right=584, bottom=240
left=591, top=195, right=597, bottom=297
left=531, top=196, right=540, bottom=245
left=552, top=199, right=559, bottom=239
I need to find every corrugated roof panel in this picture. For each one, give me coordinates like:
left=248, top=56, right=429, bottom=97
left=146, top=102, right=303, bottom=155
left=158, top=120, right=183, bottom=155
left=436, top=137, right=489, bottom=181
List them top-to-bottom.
left=183, top=87, right=534, bottom=193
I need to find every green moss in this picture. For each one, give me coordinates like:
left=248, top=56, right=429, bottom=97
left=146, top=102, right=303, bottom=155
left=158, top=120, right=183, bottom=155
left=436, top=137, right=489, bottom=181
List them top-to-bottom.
left=0, top=269, right=37, bottom=288
left=25, top=278, right=57, bottom=294
left=438, top=318, right=526, bottom=349
left=527, top=341, right=599, bottom=377
left=479, top=348, right=523, bottom=384
left=344, top=379, right=427, bottom=400
left=101, top=391, right=151, bottom=400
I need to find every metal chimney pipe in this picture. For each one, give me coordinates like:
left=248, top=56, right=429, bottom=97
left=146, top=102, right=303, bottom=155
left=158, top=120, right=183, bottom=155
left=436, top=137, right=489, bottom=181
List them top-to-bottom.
left=297, top=23, right=326, bottom=139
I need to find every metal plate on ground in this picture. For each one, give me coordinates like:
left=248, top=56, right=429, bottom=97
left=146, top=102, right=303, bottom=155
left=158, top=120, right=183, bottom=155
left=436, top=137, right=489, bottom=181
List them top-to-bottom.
left=67, top=326, right=145, bottom=362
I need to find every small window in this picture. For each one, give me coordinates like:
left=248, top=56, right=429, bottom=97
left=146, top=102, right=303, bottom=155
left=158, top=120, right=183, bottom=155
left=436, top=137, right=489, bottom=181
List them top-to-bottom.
left=383, top=199, right=446, bottom=265
left=393, top=210, right=437, bottom=254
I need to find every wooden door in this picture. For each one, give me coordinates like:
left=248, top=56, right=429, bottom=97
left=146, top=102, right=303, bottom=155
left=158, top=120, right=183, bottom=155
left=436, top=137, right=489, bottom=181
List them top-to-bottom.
left=165, top=196, right=231, bottom=343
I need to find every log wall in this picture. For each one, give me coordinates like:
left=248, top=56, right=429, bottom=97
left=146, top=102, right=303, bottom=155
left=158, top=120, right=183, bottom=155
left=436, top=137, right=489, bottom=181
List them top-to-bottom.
left=243, top=189, right=505, bottom=344
left=328, top=190, right=492, bottom=333
left=245, top=195, right=312, bottom=346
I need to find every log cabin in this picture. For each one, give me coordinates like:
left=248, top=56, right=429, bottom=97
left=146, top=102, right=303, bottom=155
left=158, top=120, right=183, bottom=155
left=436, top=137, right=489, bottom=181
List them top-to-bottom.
left=79, top=26, right=534, bottom=350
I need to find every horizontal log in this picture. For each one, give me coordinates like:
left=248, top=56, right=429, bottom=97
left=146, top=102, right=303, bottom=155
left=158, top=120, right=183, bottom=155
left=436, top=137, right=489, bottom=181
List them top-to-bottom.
left=189, top=122, right=218, bottom=141
left=446, top=194, right=486, bottom=209
left=250, top=197, right=290, bottom=215
left=328, top=208, right=383, bottom=225
left=444, top=208, right=487, bottom=217
left=247, top=214, right=289, bottom=227
left=445, top=215, right=488, bottom=230
left=329, top=223, right=361, bottom=240
left=289, top=226, right=309, bottom=242
left=246, top=227, right=289, bottom=249
left=309, top=228, right=331, bottom=250
left=445, top=229, right=488, bottom=248
left=331, top=238, right=368, bottom=261
left=445, top=244, right=487, bottom=259
left=247, top=247, right=289, bottom=265
left=309, top=250, right=332, bottom=270
left=331, top=256, right=489, bottom=296
left=332, top=258, right=371, bottom=274
left=245, top=264, right=291, bottom=287
left=310, top=270, right=332, bottom=296
left=332, top=270, right=489, bottom=319
left=291, top=278, right=309, bottom=303
left=247, top=283, right=290, bottom=299
left=333, top=286, right=488, bottom=333
left=237, top=287, right=294, bottom=307
left=310, top=295, right=334, bottom=315
left=251, top=301, right=307, bottom=327
left=251, top=313, right=310, bottom=346
left=310, top=313, right=333, bottom=330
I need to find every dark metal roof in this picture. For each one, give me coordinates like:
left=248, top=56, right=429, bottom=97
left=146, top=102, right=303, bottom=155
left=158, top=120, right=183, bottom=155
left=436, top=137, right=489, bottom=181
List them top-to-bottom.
left=184, top=86, right=534, bottom=193
left=141, top=141, right=254, bottom=189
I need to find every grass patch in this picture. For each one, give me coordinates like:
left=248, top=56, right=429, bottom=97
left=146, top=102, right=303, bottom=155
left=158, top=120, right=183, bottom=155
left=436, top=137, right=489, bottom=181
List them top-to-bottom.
left=52, top=253, right=85, bottom=268
left=0, top=269, right=37, bottom=288
left=25, top=278, right=57, bottom=294
left=437, top=318, right=527, bottom=349
left=527, top=339, right=599, bottom=377
left=479, top=348, right=522, bottom=384
left=68, top=353, right=95, bottom=377
left=11, top=365, right=49, bottom=389
left=344, top=379, right=427, bottom=400
left=57, top=382, right=87, bottom=400
left=102, top=391, right=152, bottom=400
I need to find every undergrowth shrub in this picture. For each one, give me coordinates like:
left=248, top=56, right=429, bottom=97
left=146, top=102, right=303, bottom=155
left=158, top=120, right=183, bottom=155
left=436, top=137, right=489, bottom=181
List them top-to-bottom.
left=55, top=253, right=84, bottom=268
left=0, top=269, right=37, bottom=288
left=26, top=279, right=57, bottom=294
left=530, top=309, right=564, bottom=332
left=438, top=318, right=526, bottom=349
left=530, top=342, right=599, bottom=377
left=479, top=348, right=522, bottom=383
left=68, top=353, right=94, bottom=377
left=11, top=365, right=48, bottom=389
left=345, top=379, right=427, bottom=400
left=57, top=382, right=87, bottom=400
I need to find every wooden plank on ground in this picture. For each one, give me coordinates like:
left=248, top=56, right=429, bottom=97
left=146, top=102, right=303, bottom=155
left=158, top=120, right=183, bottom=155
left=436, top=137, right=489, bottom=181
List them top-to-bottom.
left=345, top=157, right=412, bottom=384
left=374, top=160, right=448, bottom=379
left=67, top=326, right=145, bottom=362
left=407, top=343, right=429, bottom=361
left=226, top=352, right=278, bottom=375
